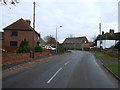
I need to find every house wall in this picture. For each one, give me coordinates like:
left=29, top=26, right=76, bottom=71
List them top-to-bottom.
left=3, top=30, right=35, bottom=52
left=33, top=32, right=40, bottom=47
left=63, top=38, right=89, bottom=50
left=0, top=40, right=2, bottom=48
left=97, top=40, right=118, bottom=49
left=63, top=43, right=82, bottom=50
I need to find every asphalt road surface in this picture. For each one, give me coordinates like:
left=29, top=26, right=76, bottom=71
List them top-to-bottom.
left=2, top=51, right=119, bottom=88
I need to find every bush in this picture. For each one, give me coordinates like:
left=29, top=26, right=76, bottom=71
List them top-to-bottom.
left=17, top=39, right=31, bottom=53
left=114, top=41, right=120, bottom=51
left=35, top=46, right=43, bottom=52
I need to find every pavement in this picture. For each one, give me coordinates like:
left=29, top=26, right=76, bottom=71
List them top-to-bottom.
left=2, top=51, right=119, bottom=88
left=100, top=59, right=120, bottom=63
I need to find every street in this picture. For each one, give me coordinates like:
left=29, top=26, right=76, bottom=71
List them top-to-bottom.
left=2, top=51, right=119, bottom=88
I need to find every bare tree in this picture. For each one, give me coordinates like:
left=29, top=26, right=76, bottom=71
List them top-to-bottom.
left=0, top=0, right=18, bottom=5
left=68, top=34, right=74, bottom=38
left=44, top=35, right=58, bottom=47
left=91, top=35, right=97, bottom=42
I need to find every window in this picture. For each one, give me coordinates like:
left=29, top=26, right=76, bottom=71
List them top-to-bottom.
left=11, top=31, right=18, bottom=36
left=10, top=41, right=18, bottom=46
left=37, top=42, right=40, bottom=46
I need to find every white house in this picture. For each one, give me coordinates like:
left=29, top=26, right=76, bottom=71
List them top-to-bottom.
left=95, top=29, right=120, bottom=49
left=97, top=40, right=118, bottom=49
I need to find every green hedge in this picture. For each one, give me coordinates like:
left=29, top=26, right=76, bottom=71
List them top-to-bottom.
left=35, top=46, right=43, bottom=52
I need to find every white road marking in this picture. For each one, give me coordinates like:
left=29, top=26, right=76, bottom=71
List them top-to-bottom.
left=64, top=61, right=70, bottom=66
left=47, top=67, right=62, bottom=84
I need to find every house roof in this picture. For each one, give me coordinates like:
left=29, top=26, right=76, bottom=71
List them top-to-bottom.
left=3, top=18, right=33, bottom=30
left=3, top=18, right=41, bottom=37
left=95, top=32, right=120, bottom=41
left=63, top=36, right=88, bottom=44
left=39, top=37, right=45, bottom=43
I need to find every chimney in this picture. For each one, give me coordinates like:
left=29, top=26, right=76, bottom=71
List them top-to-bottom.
left=25, top=20, right=31, bottom=25
left=109, top=29, right=114, bottom=34
left=102, top=31, right=104, bottom=35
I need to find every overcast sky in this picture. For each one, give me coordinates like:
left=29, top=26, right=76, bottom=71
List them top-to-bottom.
left=0, top=0, right=119, bottom=43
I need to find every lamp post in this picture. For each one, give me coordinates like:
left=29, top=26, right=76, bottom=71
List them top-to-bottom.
left=56, top=26, right=62, bottom=54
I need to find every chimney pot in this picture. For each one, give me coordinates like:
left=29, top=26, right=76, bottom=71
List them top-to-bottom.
left=26, top=20, right=31, bottom=25
left=109, top=29, right=114, bottom=33
left=102, top=31, right=104, bottom=35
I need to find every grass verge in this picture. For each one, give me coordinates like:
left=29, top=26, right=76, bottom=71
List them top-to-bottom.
left=89, top=51, right=119, bottom=78
left=89, top=51, right=118, bottom=60
left=95, top=53, right=118, bottom=60
left=104, top=63, right=120, bottom=78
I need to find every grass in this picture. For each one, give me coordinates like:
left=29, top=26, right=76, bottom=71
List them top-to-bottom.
left=89, top=51, right=119, bottom=60
left=89, top=51, right=120, bottom=77
left=95, top=53, right=118, bottom=60
left=104, top=63, right=120, bottom=77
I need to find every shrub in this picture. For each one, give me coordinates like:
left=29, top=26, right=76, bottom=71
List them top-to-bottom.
left=17, top=39, right=31, bottom=53
left=114, top=41, right=120, bottom=51
left=35, top=46, right=43, bottom=52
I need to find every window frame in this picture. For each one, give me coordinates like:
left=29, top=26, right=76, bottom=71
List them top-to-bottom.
left=11, top=31, right=18, bottom=36
left=10, top=41, right=18, bottom=46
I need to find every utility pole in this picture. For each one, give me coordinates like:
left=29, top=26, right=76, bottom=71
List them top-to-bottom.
left=32, top=1, right=35, bottom=58
left=33, top=1, right=35, bottom=30
left=99, top=23, right=101, bottom=48
left=99, top=23, right=101, bottom=35
left=56, top=26, right=62, bottom=54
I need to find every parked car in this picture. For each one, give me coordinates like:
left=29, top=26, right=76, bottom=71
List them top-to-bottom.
left=43, top=45, right=56, bottom=50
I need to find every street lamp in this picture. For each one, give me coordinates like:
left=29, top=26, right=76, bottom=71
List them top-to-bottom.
left=56, top=26, right=62, bottom=54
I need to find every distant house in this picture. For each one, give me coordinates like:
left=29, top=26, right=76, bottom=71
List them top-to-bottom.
left=2, top=18, right=45, bottom=53
left=95, top=29, right=120, bottom=49
left=0, top=32, right=3, bottom=48
left=62, top=36, right=90, bottom=50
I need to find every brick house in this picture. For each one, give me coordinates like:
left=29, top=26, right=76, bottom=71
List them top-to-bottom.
left=2, top=18, right=45, bottom=53
left=0, top=32, right=3, bottom=48
left=62, top=36, right=90, bottom=50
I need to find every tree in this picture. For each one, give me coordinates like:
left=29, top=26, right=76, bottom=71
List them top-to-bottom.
left=0, top=0, right=18, bottom=5
left=68, top=34, right=74, bottom=38
left=44, top=35, right=58, bottom=47
left=91, top=35, right=97, bottom=42
left=17, top=39, right=31, bottom=53
left=114, top=41, right=120, bottom=51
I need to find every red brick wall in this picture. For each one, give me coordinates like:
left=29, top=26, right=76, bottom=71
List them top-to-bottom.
left=3, top=30, right=34, bottom=50
left=3, top=30, right=41, bottom=53
left=0, top=40, right=2, bottom=48
left=4, top=46, right=18, bottom=53
left=2, top=50, right=55, bottom=66
left=2, top=53, right=31, bottom=65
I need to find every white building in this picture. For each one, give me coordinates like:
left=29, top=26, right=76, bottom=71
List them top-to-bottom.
left=96, top=29, right=120, bottom=49
left=97, top=40, right=118, bottom=49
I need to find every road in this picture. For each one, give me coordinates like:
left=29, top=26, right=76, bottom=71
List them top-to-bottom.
left=2, top=51, right=119, bottom=88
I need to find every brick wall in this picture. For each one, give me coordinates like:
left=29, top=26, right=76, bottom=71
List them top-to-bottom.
left=2, top=50, right=55, bottom=66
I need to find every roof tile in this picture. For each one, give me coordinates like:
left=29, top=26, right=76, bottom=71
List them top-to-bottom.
left=3, top=18, right=33, bottom=30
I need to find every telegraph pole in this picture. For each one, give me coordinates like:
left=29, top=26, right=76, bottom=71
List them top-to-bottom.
left=32, top=1, right=35, bottom=58
left=33, top=1, right=35, bottom=29
left=99, top=23, right=101, bottom=48
left=99, top=23, right=101, bottom=35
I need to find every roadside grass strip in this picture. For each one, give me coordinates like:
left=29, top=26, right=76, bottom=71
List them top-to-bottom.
left=95, top=53, right=118, bottom=60
left=104, top=63, right=120, bottom=78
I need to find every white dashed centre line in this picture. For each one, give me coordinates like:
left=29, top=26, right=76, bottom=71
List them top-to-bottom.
left=64, top=61, right=70, bottom=66
left=47, top=67, right=62, bottom=84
